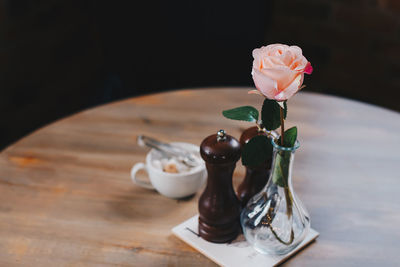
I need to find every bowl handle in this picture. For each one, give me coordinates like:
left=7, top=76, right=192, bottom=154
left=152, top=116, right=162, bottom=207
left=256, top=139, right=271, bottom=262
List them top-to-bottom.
left=130, top=163, right=154, bottom=190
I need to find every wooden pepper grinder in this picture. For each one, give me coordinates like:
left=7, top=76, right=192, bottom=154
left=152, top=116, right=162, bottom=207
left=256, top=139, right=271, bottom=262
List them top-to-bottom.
left=237, top=126, right=272, bottom=207
left=198, top=129, right=241, bottom=243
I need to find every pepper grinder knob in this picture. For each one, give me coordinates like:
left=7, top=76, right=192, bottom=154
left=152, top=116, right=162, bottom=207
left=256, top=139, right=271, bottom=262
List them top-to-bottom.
left=217, top=129, right=226, bottom=141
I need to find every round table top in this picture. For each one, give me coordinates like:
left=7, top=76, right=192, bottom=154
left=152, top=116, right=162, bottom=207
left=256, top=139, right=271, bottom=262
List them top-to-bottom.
left=1, top=88, right=400, bottom=266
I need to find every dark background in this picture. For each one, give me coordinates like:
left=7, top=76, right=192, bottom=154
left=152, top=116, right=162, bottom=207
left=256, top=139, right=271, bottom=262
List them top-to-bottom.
left=1, top=0, right=400, bottom=150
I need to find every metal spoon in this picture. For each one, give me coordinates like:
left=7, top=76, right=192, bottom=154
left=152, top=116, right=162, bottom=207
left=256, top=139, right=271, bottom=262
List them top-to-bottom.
left=137, top=135, right=199, bottom=167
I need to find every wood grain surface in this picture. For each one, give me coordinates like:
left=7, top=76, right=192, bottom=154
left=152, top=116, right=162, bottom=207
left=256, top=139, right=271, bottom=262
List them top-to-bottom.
left=1, top=88, right=400, bottom=266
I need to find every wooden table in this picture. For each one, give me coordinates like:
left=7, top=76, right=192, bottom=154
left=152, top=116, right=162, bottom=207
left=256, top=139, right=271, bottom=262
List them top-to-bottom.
left=1, top=88, right=400, bottom=266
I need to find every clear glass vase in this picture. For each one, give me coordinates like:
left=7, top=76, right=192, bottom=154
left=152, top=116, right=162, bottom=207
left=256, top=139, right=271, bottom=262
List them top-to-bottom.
left=240, top=138, right=310, bottom=255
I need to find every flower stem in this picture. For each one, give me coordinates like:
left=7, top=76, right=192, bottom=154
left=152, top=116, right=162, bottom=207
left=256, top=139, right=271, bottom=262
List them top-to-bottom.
left=280, top=107, right=285, bottom=146
left=266, top=186, right=295, bottom=245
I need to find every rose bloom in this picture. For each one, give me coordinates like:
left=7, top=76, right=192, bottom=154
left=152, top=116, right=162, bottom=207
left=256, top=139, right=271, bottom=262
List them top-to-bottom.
left=251, top=44, right=313, bottom=101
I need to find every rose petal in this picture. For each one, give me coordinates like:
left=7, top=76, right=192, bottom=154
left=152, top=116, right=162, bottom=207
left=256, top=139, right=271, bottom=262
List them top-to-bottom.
left=290, top=45, right=303, bottom=56
left=252, top=48, right=263, bottom=62
left=252, top=50, right=262, bottom=69
left=281, top=50, right=294, bottom=66
left=263, top=57, right=282, bottom=68
left=291, top=57, right=308, bottom=71
left=304, top=62, right=313, bottom=74
left=260, top=66, right=298, bottom=92
left=251, top=68, right=278, bottom=99
left=274, top=74, right=303, bottom=101
left=299, top=74, right=304, bottom=88
left=248, top=90, right=264, bottom=96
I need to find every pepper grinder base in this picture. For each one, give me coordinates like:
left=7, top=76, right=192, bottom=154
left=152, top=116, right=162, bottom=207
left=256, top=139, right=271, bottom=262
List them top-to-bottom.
left=198, top=217, right=240, bottom=243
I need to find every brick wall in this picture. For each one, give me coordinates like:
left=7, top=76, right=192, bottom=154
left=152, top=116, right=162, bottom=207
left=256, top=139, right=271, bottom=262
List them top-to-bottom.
left=265, top=0, right=400, bottom=111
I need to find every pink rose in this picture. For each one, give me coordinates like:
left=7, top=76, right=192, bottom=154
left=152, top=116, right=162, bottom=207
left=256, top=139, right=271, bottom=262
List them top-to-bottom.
left=251, top=44, right=313, bottom=101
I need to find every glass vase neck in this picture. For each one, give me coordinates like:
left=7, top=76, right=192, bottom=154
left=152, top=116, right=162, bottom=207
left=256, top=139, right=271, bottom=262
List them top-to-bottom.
left=271, top=138, right=300, bottom=152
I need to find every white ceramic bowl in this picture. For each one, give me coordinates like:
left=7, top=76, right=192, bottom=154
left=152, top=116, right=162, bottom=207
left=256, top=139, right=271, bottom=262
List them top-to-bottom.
left=131, top=142, right=206, bottom=199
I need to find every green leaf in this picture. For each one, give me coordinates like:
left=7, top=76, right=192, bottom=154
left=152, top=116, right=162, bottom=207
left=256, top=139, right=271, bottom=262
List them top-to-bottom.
left=261, top=99, right=281, bottom=130
left=222, top=106, right=259, bottom=122
left=272, top=127, right=297, bottom=186
left=278, top=127, right=297, bottom=148
left=242, top=135, right=273, bottom=167
left=271, top=152, right=290, bottom=187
